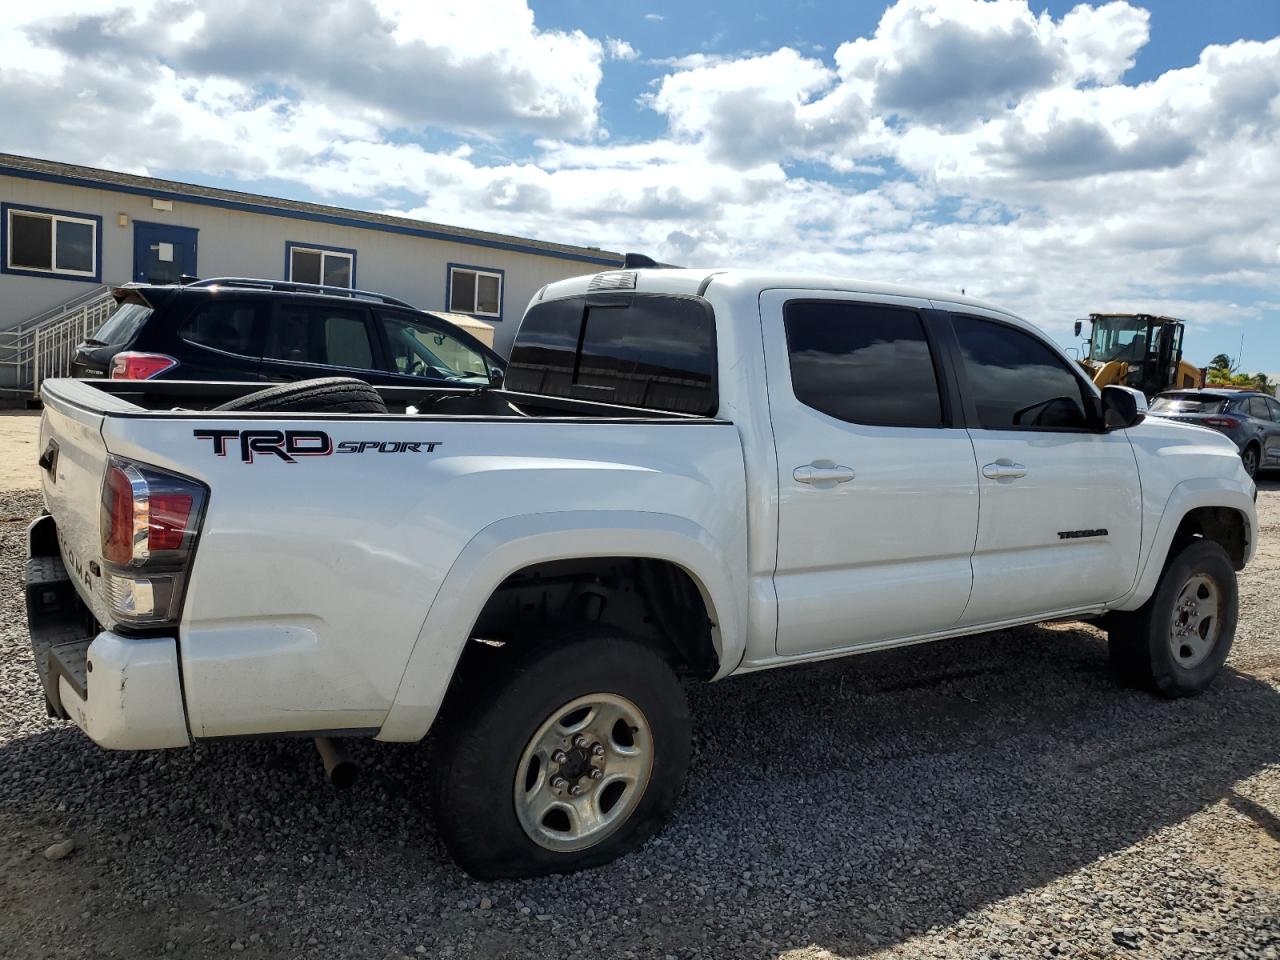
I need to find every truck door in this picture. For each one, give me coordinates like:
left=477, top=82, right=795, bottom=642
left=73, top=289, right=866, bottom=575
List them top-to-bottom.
left=759, top=291, right=980, bottom=656
left=941, top=308, right=1143, bottom=624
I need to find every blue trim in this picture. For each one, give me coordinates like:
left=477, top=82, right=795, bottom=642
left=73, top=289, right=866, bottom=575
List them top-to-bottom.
left=0, top=163, right=623, bottom=267
left=1, top=202, right=103, bottom=284
left=132, top=220, right=198, bottom=283
left=285, top=240, right=358, bottom=288
left=446, top=262, right=505, bottom=322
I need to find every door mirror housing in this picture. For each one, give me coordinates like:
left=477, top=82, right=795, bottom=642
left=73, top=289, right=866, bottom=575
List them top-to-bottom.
left=1073, top=319, right=1083, bottom=338
left=487, top=366, right=505, bottom=389
left=1101, top=384, right=1147, bottom=430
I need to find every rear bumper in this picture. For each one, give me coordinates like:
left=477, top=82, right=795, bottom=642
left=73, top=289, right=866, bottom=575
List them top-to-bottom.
left=26, top=515, right=190, bottom=750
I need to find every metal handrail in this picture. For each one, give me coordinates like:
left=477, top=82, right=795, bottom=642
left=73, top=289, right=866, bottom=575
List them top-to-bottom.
left=0, top=287, right=117, bottom=396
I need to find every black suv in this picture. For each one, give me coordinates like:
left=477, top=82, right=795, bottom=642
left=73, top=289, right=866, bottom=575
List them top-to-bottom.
left=71, top=278, right=506, bottom=388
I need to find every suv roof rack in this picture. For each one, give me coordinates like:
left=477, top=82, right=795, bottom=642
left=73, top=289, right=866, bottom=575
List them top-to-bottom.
left=186, top=277, right=416, bottom=309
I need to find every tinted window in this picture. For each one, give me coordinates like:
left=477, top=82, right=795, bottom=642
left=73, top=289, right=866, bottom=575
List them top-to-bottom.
left=506, top=295, right=716, bottom=415
left=179, top=301, right=258, bottom=356
left=783, top=301, right=943, bottom=428
left=91, top=303, right=153, bottom=346
left=264, top=304, right=373, bottom=369
left=378, top=311, right=490, bottom=382
left=953, top=314, right=1091, bottom=430
left=1150, top=394, right=1228, bottom=414
left=1248, top=396, right=1269, bottom=419
left=1266, top=398, right=1280, bottom=422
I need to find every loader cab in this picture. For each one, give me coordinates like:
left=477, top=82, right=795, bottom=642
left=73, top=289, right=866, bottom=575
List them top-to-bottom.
left=1081, top=313, right=1189, bottom=398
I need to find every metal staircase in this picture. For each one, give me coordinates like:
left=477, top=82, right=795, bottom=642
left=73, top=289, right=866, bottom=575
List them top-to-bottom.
left=0, top=285, right=116, bottom=398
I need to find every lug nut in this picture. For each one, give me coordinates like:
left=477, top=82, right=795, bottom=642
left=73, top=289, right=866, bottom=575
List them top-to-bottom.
left=573, top=734, right=589, bottom=748
left=590, top=743, right=605, bottom=757
left=552, top=750, right=568, bottom=764
left=589, top=767, right=604, bottom=780
left=551, top=776, right=568, bottom=790
left=569, top=784, right=586, bottom=796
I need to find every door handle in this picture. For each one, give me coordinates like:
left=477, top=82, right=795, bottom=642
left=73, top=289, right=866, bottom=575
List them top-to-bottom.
left=982, top=460, right=1028, bottom=480
left=793, top=462, right=855, bottom=485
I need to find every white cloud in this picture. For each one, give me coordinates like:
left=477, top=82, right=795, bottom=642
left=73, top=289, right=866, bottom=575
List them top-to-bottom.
left=0, top=0, right=1275, bottom=351
left=6, top=0, right=611, bottom=139
left=644, top=13, right=664, bottom=22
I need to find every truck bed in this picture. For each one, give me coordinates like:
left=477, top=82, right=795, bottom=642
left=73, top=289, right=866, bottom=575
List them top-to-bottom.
left=53, top=378, right=721, bottom=422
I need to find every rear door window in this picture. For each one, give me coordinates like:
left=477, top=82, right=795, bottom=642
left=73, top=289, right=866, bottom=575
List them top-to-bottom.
left=506, top=295, right=716, bottom=415
left=178, top=300, right=261, bottom=357
left=782, top=300, right=944, bottom=428
left=264, top=304, right=375, bottom=369
left=952, top=314, right=1091, bottom=430
left=1248, top=396, right=1269, bottom=419
left=1266, top=398, right=1280, bottom=422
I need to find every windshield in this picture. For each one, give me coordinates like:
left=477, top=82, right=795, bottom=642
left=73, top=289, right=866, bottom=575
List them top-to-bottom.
left=89, top=303, right=153, bottom=346
left=1089, top=317, right=1150, bottom=363
left=1150, top=394, right=1228, bottom=414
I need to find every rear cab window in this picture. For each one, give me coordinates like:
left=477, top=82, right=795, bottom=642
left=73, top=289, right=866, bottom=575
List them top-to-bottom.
left=505, top=294, right=717, bottom=415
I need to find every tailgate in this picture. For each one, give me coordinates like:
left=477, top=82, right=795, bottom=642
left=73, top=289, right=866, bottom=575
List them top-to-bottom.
left=38, top=380, right=121, bottom=629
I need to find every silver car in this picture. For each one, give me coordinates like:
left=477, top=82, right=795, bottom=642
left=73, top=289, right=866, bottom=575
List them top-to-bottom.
left=1148, top=389, right=1280, bottom=478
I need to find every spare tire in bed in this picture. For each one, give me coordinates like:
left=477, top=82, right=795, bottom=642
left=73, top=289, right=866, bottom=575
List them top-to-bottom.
left=213, top=377, right=388, bottom=414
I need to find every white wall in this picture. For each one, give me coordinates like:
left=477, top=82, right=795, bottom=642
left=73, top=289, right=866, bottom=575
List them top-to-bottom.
left=0, top=173, right=618, bottom=356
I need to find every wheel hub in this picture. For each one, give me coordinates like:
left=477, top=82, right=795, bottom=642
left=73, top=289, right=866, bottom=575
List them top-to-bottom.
left=1168, top=573, right=1221, bottom=668
left=513, top=693, right=653, bottom=853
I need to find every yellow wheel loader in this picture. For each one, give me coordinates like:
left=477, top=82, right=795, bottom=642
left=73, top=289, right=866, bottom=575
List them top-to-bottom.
left=1075, top=313, right=1204, bottom=398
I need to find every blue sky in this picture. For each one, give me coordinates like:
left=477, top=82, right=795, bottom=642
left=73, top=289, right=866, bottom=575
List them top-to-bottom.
left=2, top=0, right=1278, bottom=371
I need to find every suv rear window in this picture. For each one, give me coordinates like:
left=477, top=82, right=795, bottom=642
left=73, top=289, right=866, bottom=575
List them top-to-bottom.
left=505, top=294, right=716, bottom=415
left=90, top=303, right=153, bottom=346
left=1150, top=394, right=1228, bottom=414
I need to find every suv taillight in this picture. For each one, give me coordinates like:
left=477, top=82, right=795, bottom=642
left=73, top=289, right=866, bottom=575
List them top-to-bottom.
left=110, top=352, right=178, bottom=380
left=1203, top=416, right=1241, bottom=428
left=100, top=458, right=208, bottom=627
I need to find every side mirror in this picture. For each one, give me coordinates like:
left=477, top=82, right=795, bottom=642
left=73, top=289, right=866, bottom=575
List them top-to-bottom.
left=1073, top=320, right=1083, bottom=338
left=488, top=366, right=505, bottom=389
left=1101, top=385, right=1147, bottom=430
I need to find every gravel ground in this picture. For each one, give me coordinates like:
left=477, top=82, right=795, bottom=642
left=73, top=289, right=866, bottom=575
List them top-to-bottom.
left=2, top=483, right=1278, bottom=960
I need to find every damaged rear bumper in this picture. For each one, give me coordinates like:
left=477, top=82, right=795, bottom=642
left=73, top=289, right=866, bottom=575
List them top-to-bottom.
left=26, top=514, right=189, bottom=750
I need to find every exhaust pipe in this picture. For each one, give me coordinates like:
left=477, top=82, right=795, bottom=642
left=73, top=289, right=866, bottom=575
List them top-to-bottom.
left=314, top=737, right=358, bottom=789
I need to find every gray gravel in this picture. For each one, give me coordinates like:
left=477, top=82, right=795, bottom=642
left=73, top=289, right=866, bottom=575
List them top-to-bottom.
left=2, top=483, right=1279, bottom=959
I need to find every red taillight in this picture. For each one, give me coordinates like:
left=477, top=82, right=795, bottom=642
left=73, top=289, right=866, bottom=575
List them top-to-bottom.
left=110, top=352, right=177, bottom=380
left=1203, top=417, right=1240, bottom=428
left=99, top=457, right=207, bottom=627
left=100, top=458, right=206, bottom=567
left=103, top=463, right=136, bottom=565
left=148, top=494, right=194, bottom=551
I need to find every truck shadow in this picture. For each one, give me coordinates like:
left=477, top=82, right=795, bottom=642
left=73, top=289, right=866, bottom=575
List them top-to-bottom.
left=2, top=621, right=1278, bottom=959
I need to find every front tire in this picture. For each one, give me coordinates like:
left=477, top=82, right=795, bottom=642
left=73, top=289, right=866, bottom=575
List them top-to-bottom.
left=1241, top=444, right=1260, bottom=479
left=1107, top=539, right=1237, bottom=697
left=430, top=631, right=691, bottom=879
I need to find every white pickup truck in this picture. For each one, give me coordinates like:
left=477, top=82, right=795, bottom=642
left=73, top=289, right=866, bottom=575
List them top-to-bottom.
left=26, top=268, right=1257, bottom=878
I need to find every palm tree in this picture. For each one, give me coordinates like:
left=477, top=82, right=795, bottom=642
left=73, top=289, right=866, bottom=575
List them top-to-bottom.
left=1210, top=353, right=1233, bottom=371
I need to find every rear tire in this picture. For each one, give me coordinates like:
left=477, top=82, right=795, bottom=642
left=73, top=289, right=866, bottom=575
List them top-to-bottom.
left=213, top=377, right=387, bottom=414
left=1107, top=539, right=1237, bottom=698
left=430, top=630, right=690, bottom=879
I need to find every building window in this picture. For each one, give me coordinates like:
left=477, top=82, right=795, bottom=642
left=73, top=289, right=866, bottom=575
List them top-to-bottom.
left=3, top=204, right=101, bottom=281
left=286, top=242, right=355, bottom=288
left=448, top=264, right=502, bottom=318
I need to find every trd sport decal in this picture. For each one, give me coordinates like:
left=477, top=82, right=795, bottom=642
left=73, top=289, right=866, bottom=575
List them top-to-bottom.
left=194, top=429, right=442, bottom=464
left=1057, top=528, right=1109, bottom=540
